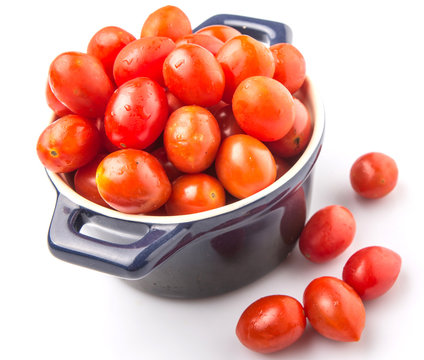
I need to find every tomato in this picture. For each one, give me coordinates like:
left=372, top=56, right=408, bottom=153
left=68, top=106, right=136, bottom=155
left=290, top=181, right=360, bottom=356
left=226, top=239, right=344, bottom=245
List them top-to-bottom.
left=140, top=5, right=191, bottom=42
left=195, top=24, right=241, bottom=43
left=87, top=26, right=136, bottom=82
left=175, top=33, right=224, bottom=55
left=216, top=35, right=275, bottom=103
left=113, top=36, right=175, bottom=87
left=270, top=43, right=306, bottom=94
left=163, top=44, right=225, bottom=107
left=48, top=52, right=114, bottom=118
left=232, top=76, right=295, bottom=142
left=104, top=77, right=168, bottom=150
left=45, top=81, right=72, bottom=117
left=165, top=89, right=184, bottom=113
left=265, top=98, right=312, bottom=158
left=213, top=104, right=244, bottom=139
left=164, top=105, right=221, bottom=173
left=37, top=114, right=100, bottom=173
left=94, top=117, right=120, bottom=153
left=215, top=134, right=276, bottom=199
left=151, top=146, right=183, bottom=182
left=96, top=149, right=171, bottom=214
left=350, top=152, right=398, bottom=199
left=74, top=154, right=109, bottom=207
left=274, top=156, right=292, bottom=179
left=165, top=173, right=226, bottom=215
left=299, top=205, right=356, bottom=263
left=343, top=246, right=402, bottom=300
left=303, top=276, right=366, bottom=342
left=236, top=295, right=306, bottom=353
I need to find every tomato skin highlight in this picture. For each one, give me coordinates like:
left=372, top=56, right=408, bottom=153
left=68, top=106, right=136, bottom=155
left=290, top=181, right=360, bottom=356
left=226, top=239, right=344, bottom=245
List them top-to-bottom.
left=48, top=52, right=114, bottom=118
left=104, top=77, right=168, bottom=150
left=37, top=114, right=100, bottom=173
left=96, top=149, right=171, bottom=214
left=350, top=152, right=398, bottom=199
left=299, top=205, right=356, bottom=263
left=342, top=246, right=402, bottom=300
left=303, top=276, right=366, bottom=342
left=236, top=295, right=306, bottom=353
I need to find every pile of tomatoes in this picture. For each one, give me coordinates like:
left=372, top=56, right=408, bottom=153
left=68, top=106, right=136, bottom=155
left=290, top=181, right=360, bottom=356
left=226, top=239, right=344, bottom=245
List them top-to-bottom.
left=37, top=5, right=310, bottom=216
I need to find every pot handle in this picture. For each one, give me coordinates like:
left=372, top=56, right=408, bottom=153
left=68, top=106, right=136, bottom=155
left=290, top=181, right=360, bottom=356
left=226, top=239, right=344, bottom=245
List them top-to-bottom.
left=193, top=14, right=292, bottom=45
left=48, top=193, right=185, bottom=279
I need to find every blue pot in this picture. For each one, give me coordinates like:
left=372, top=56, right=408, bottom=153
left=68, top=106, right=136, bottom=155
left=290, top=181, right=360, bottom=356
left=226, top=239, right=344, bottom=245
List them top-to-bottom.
left=46, top=14, right=325, bottom=298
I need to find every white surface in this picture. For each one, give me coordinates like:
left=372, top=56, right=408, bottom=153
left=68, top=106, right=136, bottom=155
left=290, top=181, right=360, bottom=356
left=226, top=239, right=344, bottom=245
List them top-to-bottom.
left=2, top=0, right=423, bottom=359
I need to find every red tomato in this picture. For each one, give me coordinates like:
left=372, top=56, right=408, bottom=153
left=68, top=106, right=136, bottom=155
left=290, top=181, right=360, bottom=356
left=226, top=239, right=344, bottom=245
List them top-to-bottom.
left=140, top=5, right=191, bottom=42
left=195, top=24, right=241, bottom=43
left=87, top=26, right=136, bottom=82
left=175, top=33, right=224, bottom=55
left=216, top=35, right=275, bottom=103
left=113, top=36, right=175, bottom=87
left=270, top=43, right=306, bottom=94
left=163, top=44, right=225, bottom=107
left=48, top=52, right=114, bottom=118
left=232, top=76, right=295, bottom=142
left=104, top=77, right=168, bottom=150
left=45, top=81, right=72, bottom=117
left=165, top=89, right=184, bottom=113
left=266, top=98, right=312, bottom=158
left=213, top=104, right=244, bottom=139
left=164, top=105, right=221, bottom=173
left=37, top=114, right=100, bottom=173
left=94, top=117, right=120, bottom=153
left=215, top=134, right=276, bottom=199
left=151, top=146, right=183, bottom=182
left=96, top=149, right=171, bottom=214
left=350, top=152, right=398, bottom=198
left=74, top=154, right=109, bottom=207
left=274, top=156, right=292, bottom=179
left=165, top=173, right=226, bottom=215
left=299, top=205, right=356, bottom=263
left=343, top=246, right=402, bottom=300
left=303, top=276, right=366, bottom=342
left=236, top=295, right=306, bottom=353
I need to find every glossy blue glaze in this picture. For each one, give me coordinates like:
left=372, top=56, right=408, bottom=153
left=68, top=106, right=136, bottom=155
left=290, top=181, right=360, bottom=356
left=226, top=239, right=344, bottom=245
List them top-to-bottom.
left=47, top=14, right=324, bottom=298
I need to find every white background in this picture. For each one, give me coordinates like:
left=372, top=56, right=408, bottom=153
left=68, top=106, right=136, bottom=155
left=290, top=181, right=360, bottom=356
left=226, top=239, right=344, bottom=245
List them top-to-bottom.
left=2, top=0, right=423, bottom=359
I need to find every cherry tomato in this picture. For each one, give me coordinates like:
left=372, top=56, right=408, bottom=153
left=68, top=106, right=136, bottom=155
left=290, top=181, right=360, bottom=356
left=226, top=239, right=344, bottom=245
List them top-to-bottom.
left=141, top=5, right=191, bottom=42
left=195, top=24, right=241, bottom=43
left=87, top=26, right=136, bottom=82
left=175, top=33, right=224, bottom=55
left=216, top=35, right=275, bottom=103
left=113, top=36, right=175, bottom=87
left=270, top=43, right=306, bottom=94
left=163, top=44, right=225, bottom=107
left=48, top=52, right=114, bottom=118
left=232, top=76, right=295, bottom=142
left=104, top=77, right=168, bottom=150
left=45, top=81, right=72, bottom=117
left=165, top=89, right=184, bottom=113
left=266, top=98, right=312, bottom=158
left=213, top=104, right=244, bottom=139
left=164, top=105, right=221, bottom=173
left=37, top=114, right=100, bottom=173
left=94, top=117, right=120, bottom=153
left=215, top=134, right=276, bottom=199
left=151, top=146, right=183, bottom=182
left=96, top=149, right=171, bottom=214
left=350, top=152, right=398, bottom=199
left=74, top=154, right=109, bottom=207
left=274, top=156, right=292, bottom=179
left=165, top=173, right=226, bottom=215
left=299, top=205, right=356, bottom=263
left=343, top=246, right=402, bottom=300
left=303, top=276, right=366, bottom=342
left=236, top=295, right=306, bottom=353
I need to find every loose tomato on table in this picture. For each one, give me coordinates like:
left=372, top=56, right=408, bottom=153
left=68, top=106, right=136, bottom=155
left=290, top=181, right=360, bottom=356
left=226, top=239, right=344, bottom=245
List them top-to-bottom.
left=163, top=43, right=225, bottom=107
left=104, top=77, right=168, bottom=150
left=164, top=105, right=221, bottom=173
left=37, top=114, right=100, bottom=173
left=215, top=134, right=276, bottom=199
left=96, top=149, right=171, bottom=214
left=343, top=246, right=402, bottom=300
left=303, top=276, right=366, bottom=342
left=236, top=295, right=306, bottom=353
